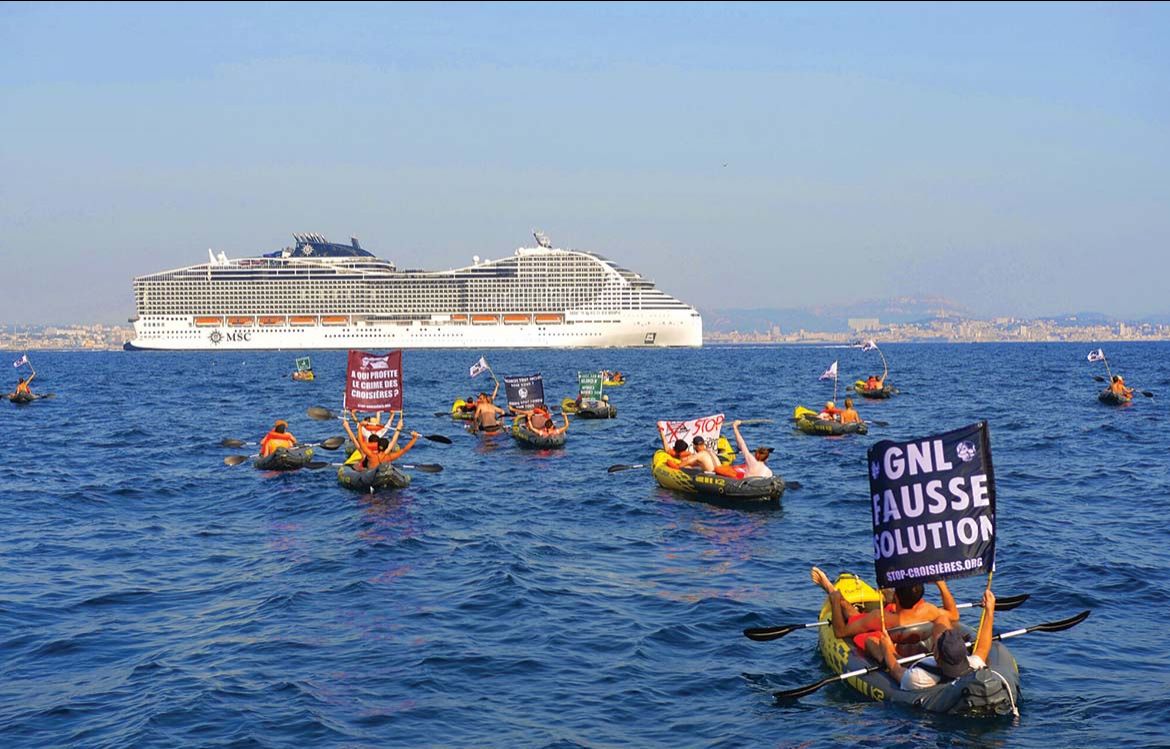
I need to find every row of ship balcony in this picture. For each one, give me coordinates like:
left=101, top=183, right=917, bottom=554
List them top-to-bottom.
left=172, top=313, right=569, bottom=328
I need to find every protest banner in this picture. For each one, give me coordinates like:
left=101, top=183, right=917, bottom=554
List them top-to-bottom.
left=344, top=350, right=403, bottom=412
left=578, top=371, right=603, bottom=400
left=504, top=373, right=545, bottom=410
left=656, top=413, right=725, bottom=448
left=868, top=421, right=996, bottom=588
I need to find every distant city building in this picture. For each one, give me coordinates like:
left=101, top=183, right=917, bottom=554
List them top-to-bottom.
left=848, top=318, right=880, bottom=332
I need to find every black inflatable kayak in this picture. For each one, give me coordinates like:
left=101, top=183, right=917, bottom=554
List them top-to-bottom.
left=854, top=381, right=895, bottom=399
left=1098, top=388, right=1132, bottom=406
left=8, top=392, right=36, bottom=404
left=560, top=397, right=616, bottom=418
left=794, top=407, right=868, bottom=436
left=511, top=419, right=567, bottom=449
left=253, top=445, right=315, bottom=471
left=650, top=450, right=785, bottom=504
left=337, top=462, right=411, bottom=492
left=818, top=574, right=1020, bottom=717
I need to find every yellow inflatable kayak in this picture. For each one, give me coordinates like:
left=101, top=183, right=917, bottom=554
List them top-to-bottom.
left=793, top=405, right=867, bottom=436
left=650, top=450, right=784, bottom=503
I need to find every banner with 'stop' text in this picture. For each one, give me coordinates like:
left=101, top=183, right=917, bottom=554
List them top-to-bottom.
left=345, top=350, right=403, bottom=412
left=656, top=414, right=725, bottom=449
left=868, top=421, right=996, bottom=588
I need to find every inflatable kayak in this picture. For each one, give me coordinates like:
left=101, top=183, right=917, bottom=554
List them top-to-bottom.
left=291, top=371, right=315, bottom=382
left=603, top=378, right=626, bottom=387
left=854, top=380, right=895, bottom=399
left=1098, top=388, right=1132, bottom=406
left=8, top=392, right=36, bottom=404
left=561, top=397, right=617, bottom=419
left=450, top=399, right=476, bottom=420
left=794, top=406, right=868, bottom=436
left=511, top=417, right=566, bottom=449
left=253, top=445, right=315, bottom=471
left=650, top=449, right=784, bottom=504
left=337, top=462, right=411, bottom=492
left=817, top=573, right=1020, bottom=717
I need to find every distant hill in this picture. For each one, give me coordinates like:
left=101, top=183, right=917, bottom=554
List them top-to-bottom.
left=702, top=296, right=974, bottom=334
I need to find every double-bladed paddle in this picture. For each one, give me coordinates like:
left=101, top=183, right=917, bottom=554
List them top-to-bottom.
left=1092, top=375, right=1154, bottom=397
left=221, top=435, right=346, bottom=451
left=332, top=462, right=444, bottom=473
left=743, top=593, right=1030, bottom=642
left=771, top=609, right=1090, bottom=701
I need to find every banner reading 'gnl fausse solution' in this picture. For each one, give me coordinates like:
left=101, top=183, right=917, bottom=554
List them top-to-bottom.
left=345, top=350, right=403, bottom=412
left=868, top=421, right=996, bottom=588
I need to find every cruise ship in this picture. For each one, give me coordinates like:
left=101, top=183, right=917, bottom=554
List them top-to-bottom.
left=126, top=231, right=702, bottom=350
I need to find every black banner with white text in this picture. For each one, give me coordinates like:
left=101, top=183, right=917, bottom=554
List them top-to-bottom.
left=504, top=373, right=545, bottom=411
left=868, top=421, right=996, bottom=588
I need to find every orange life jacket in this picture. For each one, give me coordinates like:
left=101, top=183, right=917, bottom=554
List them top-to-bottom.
left=15, top=381, right=30, bottom=395
left=260, top=430, right=296, bottom=457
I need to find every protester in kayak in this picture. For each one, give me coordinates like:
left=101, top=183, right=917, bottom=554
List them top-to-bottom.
left=13, top=368, right=35, bottom=398
left=865, top=375, right=882, bottom=391
left=1109, top=375, right=1133, bottom=400
left=472, top=392, right=506, bottom=432
left=839, top=398, right=864, bottom=426
left=818, top=401, right=841, bottom=421
left=512, top=404, right=569, bottom=436
left=342, top=411, right=419, bottom=470
left=359, top=411, right=392, bottom=442
left=259, top=420, right=297, bottom=457
left=714, top=420, right=773, bottom=479
left=658, top=427, right=692, bottom=459
left=675, top=435, right=719, bottom=473
left=811, top=566, right=960, bottom=659
left=879, top=589, right=997, bottom=689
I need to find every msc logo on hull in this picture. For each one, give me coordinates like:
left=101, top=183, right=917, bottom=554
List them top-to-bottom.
left=209, top=331, right=252, bottom=344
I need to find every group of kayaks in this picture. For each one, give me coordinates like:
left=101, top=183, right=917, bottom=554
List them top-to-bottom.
left=248, top=441, right=413, bottom=494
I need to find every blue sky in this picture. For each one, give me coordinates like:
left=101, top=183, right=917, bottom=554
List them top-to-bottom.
left=2, top=2, right=1167, bottom=323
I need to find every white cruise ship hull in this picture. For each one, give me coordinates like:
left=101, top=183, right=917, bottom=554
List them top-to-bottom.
left=128, top=310, right=702, bottom=350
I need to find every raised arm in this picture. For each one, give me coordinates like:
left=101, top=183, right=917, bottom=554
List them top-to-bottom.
left=26, top=369, right=36, bottom=384
left=491, top=378, right=500, bottom=400
left=343, top=413, right=372, bottom=459
left=732, top=421, right=751, bottom=460
left=659, top=425, right=670, bottom=452
left=385, top=432, right=419, bottom=462
left=936, top=580, right=960, bottom=623
left=973, top=589, right=996, bottom=662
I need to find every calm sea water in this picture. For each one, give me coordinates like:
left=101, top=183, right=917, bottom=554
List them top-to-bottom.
left=1, top=343, right=1168, bottom=748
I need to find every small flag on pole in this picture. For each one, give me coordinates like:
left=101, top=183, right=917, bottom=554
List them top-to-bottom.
left=860, top=340, right=878, bottom=352
left=1087, top=349, right=1105, bottom=363
left=13, top=354, right=28, bottom=368
left=470, top=356, right=489, bottom=378
left=819, top=361, right=838, bottom=380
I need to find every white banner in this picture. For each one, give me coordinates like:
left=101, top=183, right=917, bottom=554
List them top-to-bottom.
left=656, top=413, right=725, bottom=448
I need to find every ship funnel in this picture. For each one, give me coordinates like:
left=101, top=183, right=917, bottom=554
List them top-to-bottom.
left=351, top=236, right=362, bottom=250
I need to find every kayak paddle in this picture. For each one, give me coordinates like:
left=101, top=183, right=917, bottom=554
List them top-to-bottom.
left=332, top=462, right=444, bottom=473
left=608, top=463, right=647, bottom=473
left=744, top=593, right=1030, bottom=642
left=772, top=609, right=1090, bottom=701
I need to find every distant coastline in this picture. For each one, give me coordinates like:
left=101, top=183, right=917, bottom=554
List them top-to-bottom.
left=2, top=318, right=1169, bottom=352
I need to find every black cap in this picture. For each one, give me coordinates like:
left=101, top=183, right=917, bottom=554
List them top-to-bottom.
left=936, top=629, right=972, bottom=680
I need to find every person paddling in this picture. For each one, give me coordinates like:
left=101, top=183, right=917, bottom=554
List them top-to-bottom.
left=12, top=368, right=35, bottom=398
left=1109, top=375, right=1133, bottom=400
left=839, top=398, right=864, bottom=426
left=259, top=420, right=297, bottom=457
left=811, top=566, right=959, bottom=660
left=879, top=589, right=997, bottom=690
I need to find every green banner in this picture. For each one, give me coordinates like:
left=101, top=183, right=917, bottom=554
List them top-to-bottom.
left=296, top=357, right=312, bottom=372
left=578, top=371, right=603, bottom=400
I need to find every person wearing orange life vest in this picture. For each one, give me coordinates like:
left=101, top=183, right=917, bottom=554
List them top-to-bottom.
left=14, top=370, right=35, bottom=397
left=865, top=375, right=882, bottom=391
left=1109, top=375, right=1133, bottom=400
left=839, top=398, right=863, bottom=425
left=818, top=401, right=842, bottom=421
left=511, top=403, right=568, bottom=436
left=342, top=410, right=419, bottom=470
left=259, top=420, right=297, bottom=457
left=810, top=566, right=960, bottom=661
